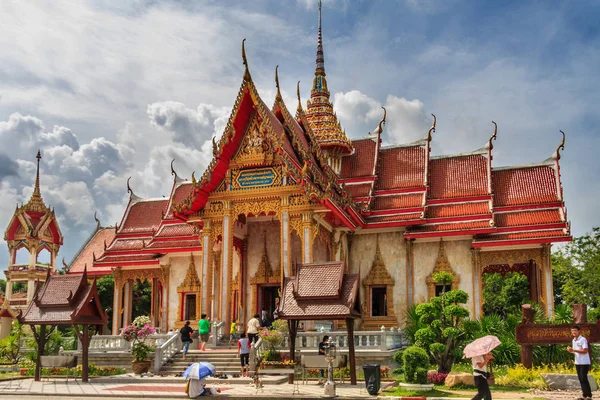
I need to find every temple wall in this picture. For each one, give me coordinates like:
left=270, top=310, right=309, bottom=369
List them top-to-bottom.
left=349, top=231, right=407, bottom=324
left=313, top=235, right=329, bottom=263
left=412, top=239, right=475, bottom=316
left=166, top=254, right=201, bottom=328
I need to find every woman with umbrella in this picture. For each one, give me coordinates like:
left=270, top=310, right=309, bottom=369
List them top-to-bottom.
left=463, top=335, right=501, bottom=400
left=183, top=362, right=221, bottom=397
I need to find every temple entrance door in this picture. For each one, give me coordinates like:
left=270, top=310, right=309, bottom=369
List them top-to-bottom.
left=259, top=285, right=280, bottom=321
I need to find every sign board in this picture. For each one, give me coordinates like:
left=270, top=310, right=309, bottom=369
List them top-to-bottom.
left=235, top=167, right=278, bottom=188
left=515, top=324, right=600, bottom=345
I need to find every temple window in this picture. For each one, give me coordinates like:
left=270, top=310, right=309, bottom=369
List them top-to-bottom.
left=361, top=237, right=396, bottom=329
left=426, top=239, right=460, bottom=299
left=435, top=284, right=452, bottom=297
left=371, top=286, right=388, bottom=317
left=184, top=294, right=197, bottom=321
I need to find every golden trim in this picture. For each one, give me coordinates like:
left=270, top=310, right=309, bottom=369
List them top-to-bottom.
left=426, top=239, right=460, bottom=299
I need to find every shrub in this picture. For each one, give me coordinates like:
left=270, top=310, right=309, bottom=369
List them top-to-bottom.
left=402, top=346, right=429, bottom=384
left=392, top=349, right=404, bottom=368
left=415, top=368, right=428, bottom=384
left=427, top=372, right=448, bottom=385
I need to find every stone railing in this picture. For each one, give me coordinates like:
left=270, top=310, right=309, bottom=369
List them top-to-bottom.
left=211, top=321, right=225, bottom=346
left=281, top=328, right=404, bottom=351
left=153, top=332, right=180, bottom=373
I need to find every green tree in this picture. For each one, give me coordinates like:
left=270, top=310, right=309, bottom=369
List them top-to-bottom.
left=552, top=227, right=600, bottom=309
left=414, top=271, right=479, bottom=373
left=482, top=272, right=530, bottom=316
left=96, top=275, right=114, bottom=332
left=0, top=278, right=5, bottom=295
left=132, top=279, right=152, bottom=320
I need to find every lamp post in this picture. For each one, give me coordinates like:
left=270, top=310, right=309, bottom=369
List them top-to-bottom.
left=323, top=338, right=336, bottom=397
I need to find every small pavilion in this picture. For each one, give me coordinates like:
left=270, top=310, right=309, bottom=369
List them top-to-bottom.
left=278, top=261, right=360, bottom=385
left=18, top=267, right=107, bottom=382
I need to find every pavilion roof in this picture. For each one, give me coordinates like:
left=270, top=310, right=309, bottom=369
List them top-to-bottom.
left=278, top=262, right=359, bottom=320
left=18, top=269, right=107, bottom=325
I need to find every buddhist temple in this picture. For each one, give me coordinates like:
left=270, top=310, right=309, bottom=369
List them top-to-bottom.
left=66, top=3, right=571, bottom=334
left=1, top=151, right=63, bottom=339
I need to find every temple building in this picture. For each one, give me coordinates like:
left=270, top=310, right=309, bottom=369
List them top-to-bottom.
left=66, top=5, right=571, bottom=334
left=1, top=152, right=63, bottom=339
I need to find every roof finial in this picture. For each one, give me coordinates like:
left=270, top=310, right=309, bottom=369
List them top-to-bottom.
left=315, top=0, right=325, bottom=76
left=242, top=38, right=249, bottom=76
left=275, top=65, right=282, bottom=100
left=296, top=81, right=302, bottom=109
left=372, top=107, right=387, bottom=136
left=427, top=113, right=437, bottom=143
left=488, top=121, right=498, bottom=150
left=555, top=130, right=566, bottom=160
left=34, top=150, right=42, bottom=197
left=170, top=159, right=177, bottom=178
left=127, top=177, right=133, bottom=194
left=94, top=211, right=100, bottom=228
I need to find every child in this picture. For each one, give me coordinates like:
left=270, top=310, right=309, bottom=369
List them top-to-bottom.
left=229, top=319, right=238, bottom=345
left=237, top=332, right=251, bottom=377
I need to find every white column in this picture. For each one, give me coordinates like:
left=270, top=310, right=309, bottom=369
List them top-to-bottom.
left=281, top=210, right=290, bottom=275
left=221, top=215, right=230, bottom=323
left=202, top=233, right=210, bottom=314
left=472, top=249, right=481, bottom=320
left=545, top=263, right=553, bottom=317
left=27, top=278, right=35, bottom=301
left=5, top=280, right=12, bottom=302
left=123, top=280, right=132, bottom=326
left=112, top=283, right=121, bottom=335
left=162, top=284, right=168, bottom=332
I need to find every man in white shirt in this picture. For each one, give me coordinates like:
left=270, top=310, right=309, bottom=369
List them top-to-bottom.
left=247, top=314, right=261, bottom=345
left=568, top=325, right=592, bottom=400
left=471, top=352, right=493, bottom=400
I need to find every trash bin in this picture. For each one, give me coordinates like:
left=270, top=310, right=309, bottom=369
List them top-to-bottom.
left=362, top=364, right=380, bottom=395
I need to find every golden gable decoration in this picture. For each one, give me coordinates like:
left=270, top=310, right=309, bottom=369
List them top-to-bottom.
left=231, top=119, right=274, bottom=168
left=250, top=232, right=281, bottom=313
left=426, top=239, right=460, bottom=299
left=176, top=255, right=201, bottom=323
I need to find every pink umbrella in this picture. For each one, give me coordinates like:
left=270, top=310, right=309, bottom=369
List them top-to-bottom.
left=463, top=335, right=501, bottom=358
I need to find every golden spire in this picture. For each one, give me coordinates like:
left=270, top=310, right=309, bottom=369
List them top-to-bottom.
left=305, top=1, right=352, bottom=155
left=242, top=38, right=250, bottom=78
left=275, top=65, right=282, bottom=101
left=296, top=81, right=302, bottom=111
left=427, top=114, right=437, bottom=143
left=22, top=150, right=48, bottom=213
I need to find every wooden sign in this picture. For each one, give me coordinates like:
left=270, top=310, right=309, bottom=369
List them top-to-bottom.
left=515, top=304, right=600, bottom=368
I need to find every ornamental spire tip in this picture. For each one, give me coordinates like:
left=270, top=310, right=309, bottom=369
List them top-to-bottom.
left=556, top=130, right=566, bottom=160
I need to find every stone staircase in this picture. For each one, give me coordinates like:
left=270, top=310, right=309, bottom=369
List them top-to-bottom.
left=160, top=347, right=243, bottom=376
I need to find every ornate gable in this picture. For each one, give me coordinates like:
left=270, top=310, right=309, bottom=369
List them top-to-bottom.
left=361, top=237, right=396, bottom=329
left=426, top=239, right=460, bottom=298
left=363, top=241, right=395, bottom=286
left=177, top=254, right=201, bottom=293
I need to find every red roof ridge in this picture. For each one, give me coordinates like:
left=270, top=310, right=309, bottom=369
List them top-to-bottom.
left=430, top=147, right=488, bottom=160
left=493, top=158, right=555, bottom=171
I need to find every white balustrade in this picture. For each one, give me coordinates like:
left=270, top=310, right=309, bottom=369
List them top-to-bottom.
left=279, top=329, right=403, bottom=351
left=153, top=332, right=180, bottom=373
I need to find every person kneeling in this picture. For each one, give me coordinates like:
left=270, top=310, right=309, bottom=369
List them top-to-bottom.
left=188, top=378, right=221, bottom=397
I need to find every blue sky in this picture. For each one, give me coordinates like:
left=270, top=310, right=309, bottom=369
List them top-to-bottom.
left=0, top=0, right=598, bottom=272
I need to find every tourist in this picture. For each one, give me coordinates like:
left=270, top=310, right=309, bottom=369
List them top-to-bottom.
left=273, top=309, right=279, bottom=321
left=197, top=314, right=210, bottom=351
left=247, top=314, right=261, bottom=344
left=229, top=319, right=238, bottom=345
left=180, top=320, right=194, bottom=360
left=568, top=325, right=592, bottom=400
left=237, top=332, right=251, bottom=377
left=318, top=335, right=329, bottom=385
left=471, top=352, right=493, bottom=400
left=187, top=378, right=221, bottom=397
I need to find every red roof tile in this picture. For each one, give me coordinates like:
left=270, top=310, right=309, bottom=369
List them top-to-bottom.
left=340, top=139, right=376, bottom=178
left=376, top=145, right=426, bottom=190
left=429, top=155, right=488, bottom=199
left=492, top=166, right=558, bottom=206
left=169, top=183, right=192, bottom=214
left=346, top=184, right=371, bottom=198
left=372, top=194, right=423, bottom=210
left=121, top=200, right=168, bottom=234
left=427, top=202, right=490, bottom=218
left=495, top=209, right=563, bottom=228
left=366, top=213, right=422, bottom=223
left=408, top=220, right=491, bottom=233
left=156, top=224, right=195, bottom=237
left=69, top=228, right=116, bottom=274
left=474, top=229, right=570, bottom=242
left=109, top=239, right=145, bottom=251
left=147, top=240, right=199, bottom=249
left=96, top=254, right=163, bottom=263
left=295, top=262, right=344, bottom=299
left=279, top=274, right=359, bottom=320
left=35, top=275, right=82, bottom=306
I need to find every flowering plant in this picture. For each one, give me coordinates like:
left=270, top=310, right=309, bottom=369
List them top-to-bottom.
left=121, top=316, right=156, bottom=362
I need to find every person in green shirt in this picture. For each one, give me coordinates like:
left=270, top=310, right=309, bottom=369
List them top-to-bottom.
left=198, top=313, right=210, bottom=351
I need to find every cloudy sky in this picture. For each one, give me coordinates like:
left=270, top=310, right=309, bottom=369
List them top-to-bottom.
left=0, top=0, right=598, bottom=271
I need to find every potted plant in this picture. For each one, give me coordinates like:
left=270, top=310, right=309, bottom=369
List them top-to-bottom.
left=121, top=316, right=156, bottom=374
left=258, top=320, right=295, bottom=369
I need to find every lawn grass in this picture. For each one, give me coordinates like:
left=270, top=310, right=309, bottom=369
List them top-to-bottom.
left=383, top=383, right=533, bottom=397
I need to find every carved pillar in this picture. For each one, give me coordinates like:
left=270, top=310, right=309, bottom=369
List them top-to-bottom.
left=281, top=197, right=291, bottom=277
left=221, top=201, right=233, bottom=328
left=301, top=212, right=314, bottom=263
left=201, top=220, right=213, bottom=315
left=242, top=236, right=249, bottom=325
left=28, top=242, right=37, bottom=268
left=542, top=244, right=553, bottom=317
left=160, top=264, right=170, bottom=332
left=27, top=276, right=35, bottom=302
left=5, top=280, right=12, bottom=302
